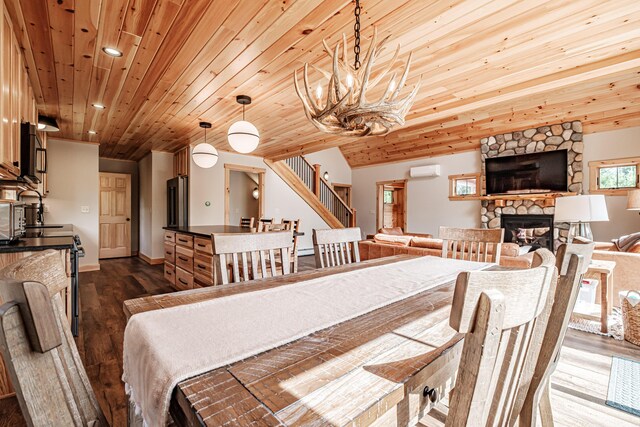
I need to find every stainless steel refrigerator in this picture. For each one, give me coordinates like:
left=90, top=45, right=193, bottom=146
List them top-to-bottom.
left=167, top=176, right=189, bottom=227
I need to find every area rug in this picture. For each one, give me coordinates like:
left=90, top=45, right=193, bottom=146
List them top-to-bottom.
left=568, top=309, right=624, bottom=340
left=606, top=356, right=640, bottom=416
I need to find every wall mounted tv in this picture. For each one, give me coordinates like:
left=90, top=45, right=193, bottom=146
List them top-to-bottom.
left=485, top=150, right=568, bottom=195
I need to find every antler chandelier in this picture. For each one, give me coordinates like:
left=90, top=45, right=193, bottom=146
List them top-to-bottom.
left=294, top=0, right=421, bottom=137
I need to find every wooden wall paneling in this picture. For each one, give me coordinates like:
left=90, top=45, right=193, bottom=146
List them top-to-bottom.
left=71, top=0, right=100, bottom=139
left=100, top=0, right=212, bottom=157
left=47, top=1, right=76, bottom=136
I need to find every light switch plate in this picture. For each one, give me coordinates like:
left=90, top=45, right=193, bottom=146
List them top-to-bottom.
left=81, top=206, right=90, bottom=213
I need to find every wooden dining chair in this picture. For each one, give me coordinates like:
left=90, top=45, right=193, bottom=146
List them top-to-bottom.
left=239, top=216, right=255, bottom=231
left=256, top=217, right=274, bottom=232
left=282, top=219, right=301, bottom=273
left=265, top=222, right=288, bottom=232
left=439, top=226, right=505, bottom=264
left=313, top=227, right=361, bottom=268
left=212, top=230, right=294, bottom=284
left=519, top=241, right=594, bottom=427
left=422, top=249, right=557, bottom=426
left=0, top=250, right=107, bottom=426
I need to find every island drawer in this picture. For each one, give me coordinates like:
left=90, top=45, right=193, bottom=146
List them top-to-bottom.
left=164, top=231, right=175, bottom=243
left=175, top=233, right=194, bottom=248
left=194, top=237, right=213, bottom=255
left=164, top=243, right=175, bottom=264
left=175, top=245, right=193, bottom=272
left=194, top=253, right=213, bottom=277
left=164, top=262, right=175, bottom=286
left=175, top=267, right=193, bottom=290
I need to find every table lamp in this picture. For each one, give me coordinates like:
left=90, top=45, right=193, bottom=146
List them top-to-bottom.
left=627, top=189, right=640, bottom=211
left=554, top=194, right=609, bottom=242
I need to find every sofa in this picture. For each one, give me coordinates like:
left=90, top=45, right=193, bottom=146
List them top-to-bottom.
left=359, top=227, right=533, bottom=268
left=589, top=241, right=640, bottom=307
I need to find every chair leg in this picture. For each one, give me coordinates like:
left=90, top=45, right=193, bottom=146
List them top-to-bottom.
left=539, top=382, right=554, bottom=427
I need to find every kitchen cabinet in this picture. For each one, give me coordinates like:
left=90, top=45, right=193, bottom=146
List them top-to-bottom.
left=0, top=1, right=38, bottom=180
left=164, top=230, right=215, bottom=290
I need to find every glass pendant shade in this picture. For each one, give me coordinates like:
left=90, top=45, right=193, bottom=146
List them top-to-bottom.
left=228, top=120, right=259, bottom=154
left=192, top=143, right=218, bottom=168
left=252, top=187, right=259, bottom=199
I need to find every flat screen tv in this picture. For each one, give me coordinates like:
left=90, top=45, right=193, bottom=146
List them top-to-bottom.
left=485, top=150, right=568, bottom=195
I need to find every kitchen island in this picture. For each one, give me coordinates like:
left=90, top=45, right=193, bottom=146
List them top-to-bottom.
left=163, top=225, right=303, bottom=290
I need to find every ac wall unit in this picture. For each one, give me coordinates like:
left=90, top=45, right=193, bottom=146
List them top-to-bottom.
left=409, top=165, right=441, bottom=178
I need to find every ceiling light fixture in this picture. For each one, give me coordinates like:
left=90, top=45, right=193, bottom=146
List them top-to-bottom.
left=293, top=0, right=420, bottom=136
left=102, top=47, right=123, bottom=57
left=227, top=95, right=259, bottom=154
left=92, top=103, right=106, bottom=109
left=37, top=115, right=60, bottom=132
left=192, top=122, right=219, bottom=169
left=88, top=130, right=97, bottom=135
left=252, top=187, right=259, bottom=200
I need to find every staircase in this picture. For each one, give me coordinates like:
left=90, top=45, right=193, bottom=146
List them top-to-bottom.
left=265, top=156, right=356, bottom=229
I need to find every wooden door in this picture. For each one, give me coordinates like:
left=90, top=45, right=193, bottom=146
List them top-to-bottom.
left=99, top=173, right=132, bottom=259
left=376, top=180, right=407, bottom=231
left=333, top=183, right=351, bottom=208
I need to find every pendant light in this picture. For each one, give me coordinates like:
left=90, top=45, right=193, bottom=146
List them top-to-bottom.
left=228, top=95, right=259, bottom=154
left=192, top=122, right=219, bottom=168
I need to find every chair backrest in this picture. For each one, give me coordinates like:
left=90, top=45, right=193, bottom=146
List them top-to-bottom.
left=240, top=217, right=255, bottom=230
left=256, top=217, right=274, bottom=232
left=265, top=222, right=288, bottom=232
left=439, top=226, right=505, bottom=264
left=313, top=227, right=361, bottom=268
left=212, top=231, right=294, bottom=284
left=518, top=241, right=594, bottom=425
left=446, top=249, right=557, bottom=426
left=0, top=250, right=106, bottom=426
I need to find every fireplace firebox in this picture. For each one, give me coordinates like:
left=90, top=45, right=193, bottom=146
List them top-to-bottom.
left=501, top=214, right=554, bottom=252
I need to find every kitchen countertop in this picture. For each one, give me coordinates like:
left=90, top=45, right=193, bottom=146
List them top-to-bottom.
left=164, top=225, right=304, bottom=237
left=0, top=236, right=75, bottom=253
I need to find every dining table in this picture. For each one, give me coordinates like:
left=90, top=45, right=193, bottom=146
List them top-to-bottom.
left=123, top=254, right=483, bottom=426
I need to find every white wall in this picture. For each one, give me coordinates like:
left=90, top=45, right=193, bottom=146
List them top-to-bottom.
left=584, top=126, right=640, bottom=241
left=45, top=139, right=100, bottom=269
left=305, top=147, right=352, bottom=186
left=189, top=149, right=338, bottom=253
left=138, top=151, right=173, bottom=260
left=352, top=151, right=481, bottom=237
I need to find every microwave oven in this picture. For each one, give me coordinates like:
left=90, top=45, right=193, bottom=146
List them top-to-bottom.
left=20, top=122, right=47, bottom=185
left=0, top=200, right=26, bottom=243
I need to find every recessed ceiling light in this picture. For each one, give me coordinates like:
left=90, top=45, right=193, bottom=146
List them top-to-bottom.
left=102, top=47, right=122, bottom=57
left=92, top=103, right=106, bottom=109
left=88, top=130, right=97, bottom=135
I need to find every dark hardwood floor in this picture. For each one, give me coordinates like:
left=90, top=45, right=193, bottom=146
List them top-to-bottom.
left=1, top=255, right=638, bottom=426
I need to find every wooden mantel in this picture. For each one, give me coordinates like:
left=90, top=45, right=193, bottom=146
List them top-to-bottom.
left=452, top=191, right=577, bottom=207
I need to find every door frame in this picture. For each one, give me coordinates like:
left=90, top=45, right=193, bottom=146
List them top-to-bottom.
left=224, top=163, right=266, bottom=225
left=99, top=172, right=132, bottom=259
left=376, top=179, right=407, bottom=232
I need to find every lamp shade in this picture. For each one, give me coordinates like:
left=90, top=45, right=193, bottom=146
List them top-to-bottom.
left=37, top=115, right=60, bottom=132
left=227, top=120, right=259, bottom=154
left=192, top=143, right=219, bottom=168
left=627, top=189, right=640, bottom=210
left=554, top=195, right=609, bottom=222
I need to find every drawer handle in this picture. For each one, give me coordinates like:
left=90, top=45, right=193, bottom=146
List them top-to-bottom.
left=178, top=238, right=188, bottom=243
left=197, top=243, right=206, bottom=247
left=166, top=251, right=172, bottom=255
left=178, top=256, right=189, bottom=262
left=197, top=264, right=207, bottom=269
left=166, top=270, right=173, bottom=276
left=178, top=278, right=188, bottom=285
left=423, top=387, right=438, bottom=403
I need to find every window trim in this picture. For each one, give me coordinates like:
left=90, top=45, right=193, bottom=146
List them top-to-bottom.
left=589, top=156, right=640, bottom=196
left=448, top=173, right=481, bottom=200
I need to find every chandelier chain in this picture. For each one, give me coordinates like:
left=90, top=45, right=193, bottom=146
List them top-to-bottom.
left=353, top=0, right=361, bottom=70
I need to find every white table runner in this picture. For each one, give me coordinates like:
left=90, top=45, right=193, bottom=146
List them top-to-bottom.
left=123, top=256, right=490, bottom=426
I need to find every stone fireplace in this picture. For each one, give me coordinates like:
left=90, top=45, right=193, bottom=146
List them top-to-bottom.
left=479, top=121, right=584, bottom=249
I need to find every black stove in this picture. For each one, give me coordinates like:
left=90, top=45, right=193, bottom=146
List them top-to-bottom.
left=25, top=224, right=85, bottom=336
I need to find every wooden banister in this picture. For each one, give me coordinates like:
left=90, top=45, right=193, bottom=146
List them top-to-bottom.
left=314, top=164, right=321, bottom=197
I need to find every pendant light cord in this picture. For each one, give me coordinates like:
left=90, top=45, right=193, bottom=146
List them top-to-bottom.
left=354, top=0, right=361, bottom=70
left=242, top=104, right=246, bottom=121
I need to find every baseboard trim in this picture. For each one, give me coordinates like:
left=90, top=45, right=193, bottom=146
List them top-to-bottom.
left=139, top=253, right=164, bottom=265
left=79, top=264, right=101, bottom=272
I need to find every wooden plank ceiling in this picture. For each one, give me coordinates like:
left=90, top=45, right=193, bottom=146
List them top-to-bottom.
left=6, top=0, right=640, bottom=167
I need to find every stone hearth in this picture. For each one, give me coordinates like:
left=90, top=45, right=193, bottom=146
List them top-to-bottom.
left=479, top=121, right=584, bottom=248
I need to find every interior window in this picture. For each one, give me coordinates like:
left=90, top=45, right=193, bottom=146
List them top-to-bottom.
left=449, top=173, right=480, bottom=199
left=455, top=178, right=477, bottom=196
left=383, top=190, right=394, bottom=204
